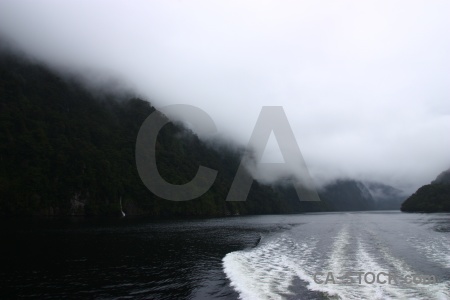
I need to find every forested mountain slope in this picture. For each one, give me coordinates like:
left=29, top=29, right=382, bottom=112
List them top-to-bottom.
left=0, top=53, right=401, bottom=216
left=1, top=53, right=329, bottom=216
left=401, top=169, right=450, bottom=212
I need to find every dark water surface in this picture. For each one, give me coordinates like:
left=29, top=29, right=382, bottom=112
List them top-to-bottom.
left=1, top=212, right=449, bottom=299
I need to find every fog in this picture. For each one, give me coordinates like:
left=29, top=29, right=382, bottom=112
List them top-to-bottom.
left=1, top=0, right=449, bottom=193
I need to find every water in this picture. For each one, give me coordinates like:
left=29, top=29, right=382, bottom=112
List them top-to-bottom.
left=1, top=212, right=449, bottom=299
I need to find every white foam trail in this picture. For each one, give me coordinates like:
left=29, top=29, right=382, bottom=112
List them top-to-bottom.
left=223, top=216, right=450, bottom=300
left=282, top=224, right=366, bottom=299
left=290, top=225, right=355, bottom=299
left=308, top=225, right=377, bottom=300
left=329, top=225, right=351, bottom=275
left=358, top=229, right=450, bottom=300
left=223, top=234, right=321, bottom=300
left=223, top=235, right=297, bottom=300
left=409, top=235, right=450, bottom=269
left=355, top=239, right=410, bottom=299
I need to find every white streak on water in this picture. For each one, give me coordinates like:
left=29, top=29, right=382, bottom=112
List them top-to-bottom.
left=222, top=214, right=450, bottom=300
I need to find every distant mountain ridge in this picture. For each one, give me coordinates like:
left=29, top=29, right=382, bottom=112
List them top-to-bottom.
left=365, top=181, right=406, bottom=210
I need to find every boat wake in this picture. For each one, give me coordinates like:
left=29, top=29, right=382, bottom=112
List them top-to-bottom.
left=223, top=213, right=450, bottom=300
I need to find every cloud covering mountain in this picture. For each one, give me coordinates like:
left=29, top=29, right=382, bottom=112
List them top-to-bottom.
left=1, top=0, right=449, bottom=193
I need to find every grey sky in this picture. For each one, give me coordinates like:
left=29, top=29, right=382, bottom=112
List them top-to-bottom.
left=1, top=0, right=449, bottom=192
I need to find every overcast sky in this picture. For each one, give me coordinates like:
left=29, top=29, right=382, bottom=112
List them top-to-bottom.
left=1, top=0, right=449, bottom=192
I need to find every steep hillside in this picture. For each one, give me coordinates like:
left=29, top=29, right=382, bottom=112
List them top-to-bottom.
left=1, top=52, right=401, bottom=217
left=0, top=53, right=322, bottom=216
left=401, top=169, right=450, bottom=212
left=319, top=179, right=375, bottom=211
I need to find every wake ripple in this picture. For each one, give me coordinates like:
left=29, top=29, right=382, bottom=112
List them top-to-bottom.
left=223, top=215, right=450, bottom=300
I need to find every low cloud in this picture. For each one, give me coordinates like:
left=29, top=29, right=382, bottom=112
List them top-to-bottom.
left=1, top=0, right=449, bottom=193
